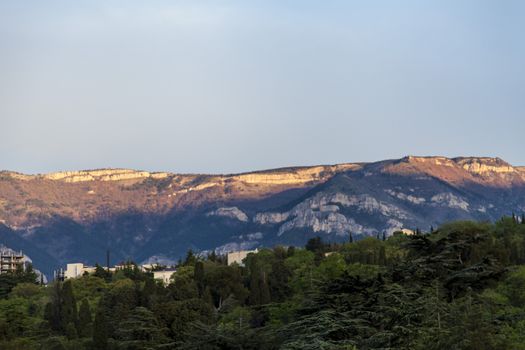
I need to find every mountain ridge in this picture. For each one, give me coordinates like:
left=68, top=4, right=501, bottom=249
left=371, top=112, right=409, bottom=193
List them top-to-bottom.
left=1, top=155, right=524, bottom=276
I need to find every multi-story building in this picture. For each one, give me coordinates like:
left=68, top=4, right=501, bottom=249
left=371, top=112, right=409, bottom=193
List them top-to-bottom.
left=0, top=249, right=26, bottom=274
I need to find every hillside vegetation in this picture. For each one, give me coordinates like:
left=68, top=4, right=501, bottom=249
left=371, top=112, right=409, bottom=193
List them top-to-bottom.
left=1, top=217, right=525, bottom=349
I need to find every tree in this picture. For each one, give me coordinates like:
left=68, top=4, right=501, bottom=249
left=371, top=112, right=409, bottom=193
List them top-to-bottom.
left=305, top=236, right=325, bottom=254
left=378, top=246, right=386, bottom=266
left=184, top=249, right=197, bottom=266
left=207, top=250, right=217, bottom=262
left=269, top=259, right=292, bottom=302
left=194, top=261, right=205, bottom=297
left=93, top=263, right=111, bottom=281
left=249, top=267, right=271, bottom=306
left=140, top=277, right=156, bottom=308
left=60, top=280, right=77, bottom=332
left=44, top=282, right=62, bottom=332
left=78, top=298, right=92, bottom=338
left=92, top=304, right=109, bottom=349
left=115, top=307, right=170, bottom=348
left=65, top=322, right=77, bottom=340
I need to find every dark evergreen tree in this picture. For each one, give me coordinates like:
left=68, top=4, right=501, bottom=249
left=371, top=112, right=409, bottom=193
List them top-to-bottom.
left=305, top=236, right=324, bottom=253
left=378, top=245, right=387, bottom=266
left=184, top=249, right=197, bottom=266
left=208, top=250, right=217, bottom=262
left=269, top=259, right=291, bottom=302
left=194, top=261, right=205, bottom=297
left=140, top=277, right=156, bottom=308
left=60, top=280, right=77, bottom=332
left=44, top=282, right=63, bottom=332
left=77, top=298, right=92, bottom=338
left=93, top=304, right=109, bottom=350
left=114, top=307, right=169, bottom=348
left=65, top=322, right=77, bottom=340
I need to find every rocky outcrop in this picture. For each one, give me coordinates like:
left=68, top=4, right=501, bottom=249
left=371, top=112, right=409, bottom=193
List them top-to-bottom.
left=454, top=157, right=515, bottom=175
left=231, top=164, right=358, bottom=185
left=42, top=169, right=169, bottom=183
left=385, top=189, right=426, bottom=204
left=256, top=192, right=409, bottom=237
left=431, top=192, right=469, bottom=211
left=207, top=207, right=249, bottom=222
left=253, top=212, right=290, bottom=224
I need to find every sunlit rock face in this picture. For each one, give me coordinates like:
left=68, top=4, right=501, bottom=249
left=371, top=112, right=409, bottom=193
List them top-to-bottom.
left=1, top=156, right=524, bottom=276
left=454, top=157, right=516, bottom=175
left=43, top=169, right=169, bottom=182
left=207, top=207, right=249, bottom=222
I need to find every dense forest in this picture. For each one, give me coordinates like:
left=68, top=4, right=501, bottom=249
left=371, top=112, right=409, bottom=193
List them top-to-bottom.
left=2, top=217, right=525, bottom=349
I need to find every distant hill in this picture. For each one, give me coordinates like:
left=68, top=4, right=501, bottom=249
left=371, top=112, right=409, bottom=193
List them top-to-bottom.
left=1, top=156, right=524, bottom=276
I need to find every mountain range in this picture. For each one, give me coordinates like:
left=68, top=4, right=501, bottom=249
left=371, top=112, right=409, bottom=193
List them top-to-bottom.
left=1, top=156, right=524, bottom=277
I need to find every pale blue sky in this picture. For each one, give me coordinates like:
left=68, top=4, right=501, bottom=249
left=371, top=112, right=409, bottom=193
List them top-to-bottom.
left=1, top=1, right=524, bottom=174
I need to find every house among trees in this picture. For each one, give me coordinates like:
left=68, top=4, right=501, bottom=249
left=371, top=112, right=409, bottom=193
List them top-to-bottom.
left=61, top=261, right=176, bottom=285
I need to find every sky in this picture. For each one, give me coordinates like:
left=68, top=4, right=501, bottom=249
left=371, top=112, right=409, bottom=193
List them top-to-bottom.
left=1, top=0, right=524, bottom=174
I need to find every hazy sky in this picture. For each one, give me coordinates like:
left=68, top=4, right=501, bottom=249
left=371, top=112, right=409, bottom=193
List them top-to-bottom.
left=1, top=1, right=524, bottom=174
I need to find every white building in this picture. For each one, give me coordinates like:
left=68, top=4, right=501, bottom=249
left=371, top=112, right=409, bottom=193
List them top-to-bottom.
left=227, top=249, right=258, bottom=266
left=64, top=263, right=96, bottom=279
left=153, top=269, right=176, bottom=285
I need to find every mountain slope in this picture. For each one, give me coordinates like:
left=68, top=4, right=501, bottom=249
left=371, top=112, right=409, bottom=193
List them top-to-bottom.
left=0, top=156, right=524, bottom=275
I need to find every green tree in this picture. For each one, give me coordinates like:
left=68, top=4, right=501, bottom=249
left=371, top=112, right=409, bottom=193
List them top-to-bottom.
left=194, top=261, right=205, bottom=297
left=60, top=280, right=77, bottom=331
left=78, top=298, right=92, bottom=338
left=92, top=303, right=109, bottom=350
left=114, top=306, right=169, bottom=348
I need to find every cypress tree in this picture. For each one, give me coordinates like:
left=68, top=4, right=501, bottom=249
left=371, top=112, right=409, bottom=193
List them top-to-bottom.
left=522, top=213, right=525, bottom=225
left=349, top=232, right=353, bottom=243
left=287, top=245, right=296, bottom=257
left=378, top=246, right=387, bottom=266
left=184, top=249, right=197, bottom=266
left=208, top=251, right=217, bottom=262
left=194, top=261, right=205, bottom=297
left=249, top=267, right=261, bottom=305
left=259, top=271, right=271, bottom=305
left=140, top=278, right=156, bottom=308
left=60, top=280, right=77, bottom=332
left=44, top=282, right=62, bottom=331
left=78, top=299, right=92, bottom=338
left=93, top=305, right=109, bottom=350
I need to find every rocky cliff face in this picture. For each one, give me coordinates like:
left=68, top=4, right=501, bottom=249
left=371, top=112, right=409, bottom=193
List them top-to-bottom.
left=0, top=156, right=523, bottom=276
